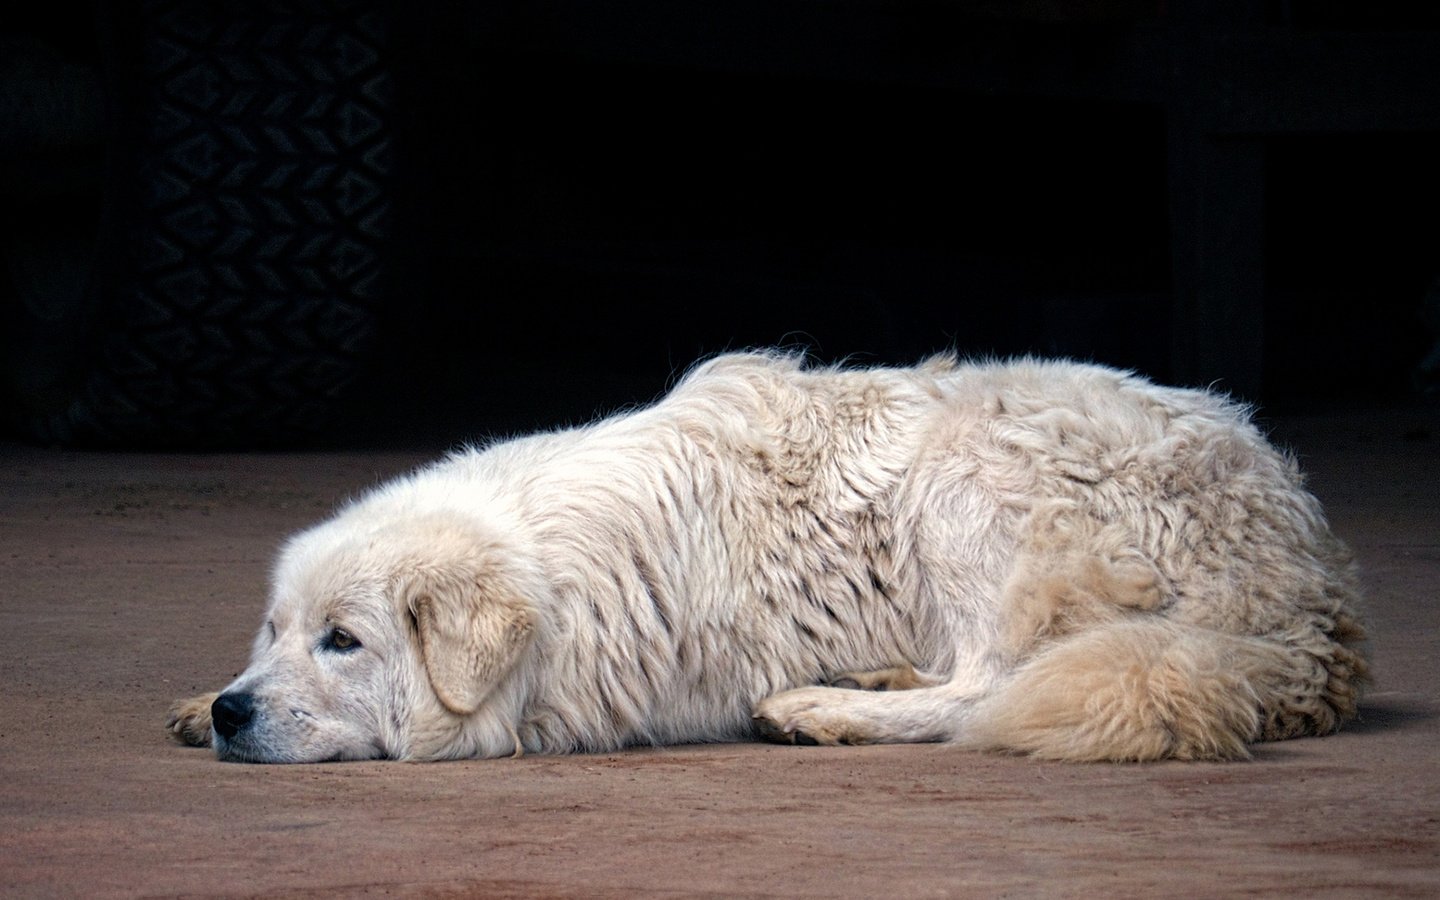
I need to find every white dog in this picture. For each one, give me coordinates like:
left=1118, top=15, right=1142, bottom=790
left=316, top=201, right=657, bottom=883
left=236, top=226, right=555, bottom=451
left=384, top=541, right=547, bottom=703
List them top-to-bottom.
left=167, top=352, right=1367, bottom=763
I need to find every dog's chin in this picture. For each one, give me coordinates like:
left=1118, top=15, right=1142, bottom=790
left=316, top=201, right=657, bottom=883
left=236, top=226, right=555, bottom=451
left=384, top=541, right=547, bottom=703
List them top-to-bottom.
left=213, top=733, right=387, bottom=764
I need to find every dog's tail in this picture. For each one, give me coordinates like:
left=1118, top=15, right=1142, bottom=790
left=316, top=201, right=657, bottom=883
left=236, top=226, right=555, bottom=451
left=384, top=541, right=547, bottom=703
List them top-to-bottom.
left=956, top=618, right=1366, bottom=762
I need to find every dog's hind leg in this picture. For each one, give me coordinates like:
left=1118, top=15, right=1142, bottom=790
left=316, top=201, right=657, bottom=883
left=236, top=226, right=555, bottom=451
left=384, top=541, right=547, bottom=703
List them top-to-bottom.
left=954, top=619, right=1279, bottom=761
left=753, top=620, right=1276, bottom=758
left=826, top=663, right=944, bottom=692
left=753, top=681, right=983, bottom=746
left=166, top=692, right=218, bottom=747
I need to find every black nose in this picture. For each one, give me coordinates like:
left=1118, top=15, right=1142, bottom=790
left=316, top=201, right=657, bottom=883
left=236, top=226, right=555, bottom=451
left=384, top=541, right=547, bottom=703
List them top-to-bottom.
left=211, top=692, right=255, bottom=740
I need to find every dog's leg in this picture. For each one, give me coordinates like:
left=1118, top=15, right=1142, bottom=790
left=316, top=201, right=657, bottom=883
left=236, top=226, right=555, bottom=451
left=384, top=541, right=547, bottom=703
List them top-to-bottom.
left=956, top=620, right=1295, bottom=761
left=755, top=622, right=1314, bottom=758
left=826, top=663, right=943, bottom=692
left=753, top=682, right=980, bottom=746
left=166, top=692, right=218, bottom=747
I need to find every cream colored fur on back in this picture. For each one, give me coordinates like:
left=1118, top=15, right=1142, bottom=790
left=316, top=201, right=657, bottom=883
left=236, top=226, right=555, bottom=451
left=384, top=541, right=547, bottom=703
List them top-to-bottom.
left=175, top=352, right=1367, bottom=763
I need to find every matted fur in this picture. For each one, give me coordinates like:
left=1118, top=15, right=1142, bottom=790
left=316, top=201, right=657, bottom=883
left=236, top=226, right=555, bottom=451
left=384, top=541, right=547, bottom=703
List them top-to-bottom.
left=167, top=352, right=1367, bottom=762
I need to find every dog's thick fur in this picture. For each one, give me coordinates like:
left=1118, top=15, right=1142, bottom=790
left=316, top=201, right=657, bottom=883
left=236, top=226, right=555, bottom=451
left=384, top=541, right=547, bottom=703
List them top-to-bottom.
left=167, top=352, right=1367, bottom=763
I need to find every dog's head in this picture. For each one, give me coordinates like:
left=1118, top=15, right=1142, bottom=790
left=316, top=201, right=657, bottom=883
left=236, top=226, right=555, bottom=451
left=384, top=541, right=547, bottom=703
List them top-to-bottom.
left=211, top=510, right=541, bottom=763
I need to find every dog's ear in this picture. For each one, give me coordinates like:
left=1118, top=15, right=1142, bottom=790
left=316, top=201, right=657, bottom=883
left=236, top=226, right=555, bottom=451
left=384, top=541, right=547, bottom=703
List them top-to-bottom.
left=396, top=533, right=535, bottom=716
left=412, top=586, right=532, bottom=715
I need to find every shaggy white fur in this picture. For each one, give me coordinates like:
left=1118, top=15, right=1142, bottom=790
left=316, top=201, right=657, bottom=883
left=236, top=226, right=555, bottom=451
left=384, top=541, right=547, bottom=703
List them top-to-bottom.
left=168, top=352, right=1367, bottom=762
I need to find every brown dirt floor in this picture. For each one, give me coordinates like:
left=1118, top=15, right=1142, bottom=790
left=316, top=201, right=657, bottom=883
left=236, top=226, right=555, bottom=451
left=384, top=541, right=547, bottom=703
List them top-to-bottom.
left=2, top=408, right=1438, bottom=898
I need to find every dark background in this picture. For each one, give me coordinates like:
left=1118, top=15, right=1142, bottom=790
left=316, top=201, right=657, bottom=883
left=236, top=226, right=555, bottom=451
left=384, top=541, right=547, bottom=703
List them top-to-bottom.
left=4, top=1, right=1439, bottom=447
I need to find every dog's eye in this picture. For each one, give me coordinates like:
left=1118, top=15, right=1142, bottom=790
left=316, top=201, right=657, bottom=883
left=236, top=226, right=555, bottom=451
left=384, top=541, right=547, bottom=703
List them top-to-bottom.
left=325, top=628, right=361, bottom=653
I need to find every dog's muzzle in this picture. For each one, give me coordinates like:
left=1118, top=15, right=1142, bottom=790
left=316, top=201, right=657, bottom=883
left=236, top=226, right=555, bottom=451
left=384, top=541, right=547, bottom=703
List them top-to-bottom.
left=211, top=691, right=256, bottom=740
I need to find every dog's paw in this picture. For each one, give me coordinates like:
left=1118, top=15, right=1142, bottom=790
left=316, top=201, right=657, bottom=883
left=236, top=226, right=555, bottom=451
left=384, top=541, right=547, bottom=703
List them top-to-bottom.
left=753, top=687, right=866, bottom=746
left=166, top=692, right=218, bottom=747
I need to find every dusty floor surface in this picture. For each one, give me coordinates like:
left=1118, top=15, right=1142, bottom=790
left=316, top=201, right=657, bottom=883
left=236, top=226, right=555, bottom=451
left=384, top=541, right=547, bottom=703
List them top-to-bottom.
left=1, top=408, right=1438, bottom=898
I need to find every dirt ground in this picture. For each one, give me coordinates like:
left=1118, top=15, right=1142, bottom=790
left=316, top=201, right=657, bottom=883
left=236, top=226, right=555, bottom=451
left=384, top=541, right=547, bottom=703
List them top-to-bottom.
left=2, top=407, right=1438, bottom=898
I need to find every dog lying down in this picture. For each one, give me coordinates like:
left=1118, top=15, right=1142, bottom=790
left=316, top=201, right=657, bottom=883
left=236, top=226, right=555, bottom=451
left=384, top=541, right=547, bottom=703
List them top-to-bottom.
left=167, top=352, right=1367, bottom=763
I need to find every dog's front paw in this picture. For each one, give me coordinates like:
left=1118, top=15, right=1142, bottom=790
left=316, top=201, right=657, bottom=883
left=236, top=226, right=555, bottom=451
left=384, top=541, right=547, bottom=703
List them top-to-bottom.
left=753, top=687, right=863, bottom=746
left=166, top=692, right=218, bottom=747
